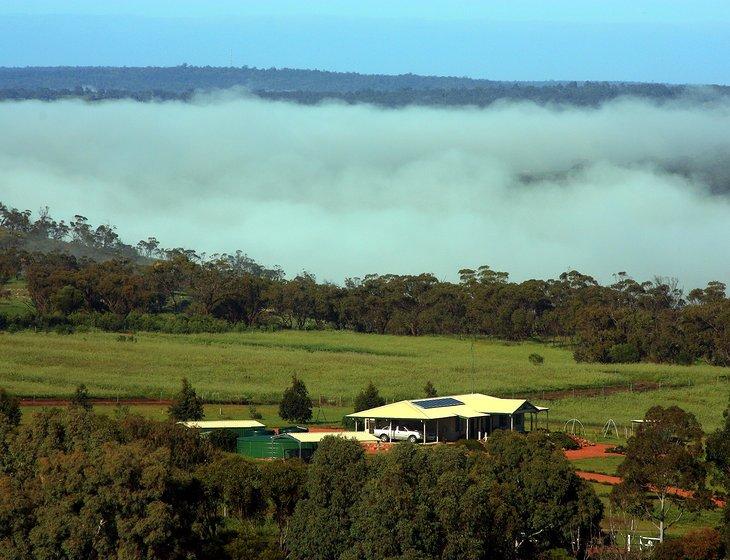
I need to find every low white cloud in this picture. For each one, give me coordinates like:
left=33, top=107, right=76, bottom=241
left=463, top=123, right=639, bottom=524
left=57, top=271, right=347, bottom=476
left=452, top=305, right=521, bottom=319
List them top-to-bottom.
left=0, top=94, right=729, bottom=287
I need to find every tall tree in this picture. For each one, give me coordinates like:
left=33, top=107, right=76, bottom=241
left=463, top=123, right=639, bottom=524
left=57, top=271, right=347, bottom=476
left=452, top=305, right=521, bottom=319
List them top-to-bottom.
left=279, top=376, right=313, bottom=423
left=168, top=377, right=205, bottom=422
left=423, top=380, right=438, bottom=398
left=353, top=381, right=386, bottom=412
left=69, top=384, right=93, bottom=411
left=0, top=388, right=21, bottom=427
left=706, top=395, right=730, bottom=552
left=611, top=405, right=709, bottom=541
left=483, top=431, right=603, bottom=558
left=287, top=437, right=367, bottom=560
left=200, top=455, right=265, bottom=522
left=261, top=458, right=308, bottom=550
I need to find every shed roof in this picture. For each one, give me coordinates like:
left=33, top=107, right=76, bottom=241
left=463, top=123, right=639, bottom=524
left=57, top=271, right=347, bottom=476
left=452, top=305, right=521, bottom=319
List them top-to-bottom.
left=347, top=393, right=542, bottom=420
left=179, top=420, right=265, bottom=429
left=282, top=431, right=379, bottom=444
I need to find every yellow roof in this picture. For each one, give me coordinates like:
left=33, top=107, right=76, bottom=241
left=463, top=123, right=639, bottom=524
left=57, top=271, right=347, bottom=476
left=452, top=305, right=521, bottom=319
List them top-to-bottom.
left=348, top=393, right=541, bottom=420
left=452, top=394, right=538, bottom=415
left=348, top=400, right=480, bottom=420
left=348, top=401, right=431, bottom=420
left=179, top=420, right=265, bottom=429
left=283, top=431, right=379, bottom=443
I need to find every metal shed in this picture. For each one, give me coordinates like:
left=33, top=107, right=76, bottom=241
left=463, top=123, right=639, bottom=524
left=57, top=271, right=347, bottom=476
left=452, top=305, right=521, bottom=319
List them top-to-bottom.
left=179, top=419, right=268, bottom=438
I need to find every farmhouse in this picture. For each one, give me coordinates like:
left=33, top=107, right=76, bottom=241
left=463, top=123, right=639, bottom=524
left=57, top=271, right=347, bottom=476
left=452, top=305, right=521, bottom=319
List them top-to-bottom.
left=348, top=393, right=548, bottom=442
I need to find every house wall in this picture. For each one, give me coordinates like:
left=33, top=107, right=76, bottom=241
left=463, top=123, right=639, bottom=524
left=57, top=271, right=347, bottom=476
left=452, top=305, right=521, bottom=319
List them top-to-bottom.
left=362, top=412, right=531, bottom=441
left=488, top=413, right=525, bottom=433
left=431, top=417, right=491, bottom=440
left=432, top=417, right=460, bottom=441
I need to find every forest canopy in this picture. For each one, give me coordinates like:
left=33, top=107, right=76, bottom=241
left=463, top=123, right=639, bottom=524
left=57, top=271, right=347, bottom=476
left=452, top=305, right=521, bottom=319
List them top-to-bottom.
left=1, top=65, right=729, bottom=107
left=1, top=202, right=729, bottom=367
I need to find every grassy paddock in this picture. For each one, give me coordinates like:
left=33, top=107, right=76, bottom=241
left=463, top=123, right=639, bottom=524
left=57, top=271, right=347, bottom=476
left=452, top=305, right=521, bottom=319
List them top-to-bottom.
left=0, top=279, right=32, bottom=318
left=2, top=329, right=728, bottom=431
left=548, top=383, right=729, bottom=434
left=19, top=403, right=351, bottom=428
left=569, top=456, right=625, bottom=476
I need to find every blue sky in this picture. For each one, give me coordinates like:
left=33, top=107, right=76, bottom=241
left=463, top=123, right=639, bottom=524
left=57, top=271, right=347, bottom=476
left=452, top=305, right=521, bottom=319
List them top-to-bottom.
left=2, top=1, right=729, bottom=83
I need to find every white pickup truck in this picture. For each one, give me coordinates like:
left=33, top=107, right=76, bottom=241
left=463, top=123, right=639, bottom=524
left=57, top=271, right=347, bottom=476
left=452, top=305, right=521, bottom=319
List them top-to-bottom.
left=373, top=425, right=423, bottom=443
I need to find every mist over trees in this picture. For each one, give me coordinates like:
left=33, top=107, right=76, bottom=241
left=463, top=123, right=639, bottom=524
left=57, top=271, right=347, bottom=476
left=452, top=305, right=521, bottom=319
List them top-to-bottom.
left=1, top=65, right=728, bottom=107
left=1, top=202, right=730, bottom=367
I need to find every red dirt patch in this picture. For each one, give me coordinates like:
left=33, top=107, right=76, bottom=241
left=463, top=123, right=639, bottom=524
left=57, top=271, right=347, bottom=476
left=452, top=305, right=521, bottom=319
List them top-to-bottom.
left=20, top=397, right=173, bottom=407
left=307, top=426, right=345, bottom=433
left=362, top=441, right=394, bottom=454
left=565, top=443, right=623, bottom=460
left=576, top=471, right=621, bottom=485
left=576, top=471, right=726, bottom=507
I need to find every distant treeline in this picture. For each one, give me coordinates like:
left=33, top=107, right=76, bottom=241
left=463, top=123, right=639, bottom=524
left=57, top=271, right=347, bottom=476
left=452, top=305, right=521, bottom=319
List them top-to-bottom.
left=1, top=66, right=729, bottom=107
left=1, top=202, right=729, bottom=367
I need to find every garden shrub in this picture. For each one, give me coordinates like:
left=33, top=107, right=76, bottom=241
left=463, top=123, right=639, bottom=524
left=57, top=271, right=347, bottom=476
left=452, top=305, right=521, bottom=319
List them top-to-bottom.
left=608, top=342, right=640, bottom=363
left=529, top=353, right=545, bottom=365
left=208, top=428, right=238, bottom=453
left=547, top=431, right=580, bottom=450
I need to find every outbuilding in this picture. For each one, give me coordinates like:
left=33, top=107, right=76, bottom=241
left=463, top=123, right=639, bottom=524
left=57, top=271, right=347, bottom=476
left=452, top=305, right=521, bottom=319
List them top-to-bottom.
left=179, top=419, right=268, bottom=438
left=236, top=430, right=379, bottom=460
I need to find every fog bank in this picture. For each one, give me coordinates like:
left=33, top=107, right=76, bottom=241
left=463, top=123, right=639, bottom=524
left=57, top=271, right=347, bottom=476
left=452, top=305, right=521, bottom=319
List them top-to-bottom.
left=1, top=94, right=729, bottom=286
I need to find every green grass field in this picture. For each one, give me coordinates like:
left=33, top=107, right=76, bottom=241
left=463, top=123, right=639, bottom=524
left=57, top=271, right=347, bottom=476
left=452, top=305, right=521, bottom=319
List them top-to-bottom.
left=0, top=279, right=33, bottom=318
left=2, top=329, right=728, bottom=431
left=19, top=402, right=352, bottom=428
left=569, top=456, right=625, bottom=476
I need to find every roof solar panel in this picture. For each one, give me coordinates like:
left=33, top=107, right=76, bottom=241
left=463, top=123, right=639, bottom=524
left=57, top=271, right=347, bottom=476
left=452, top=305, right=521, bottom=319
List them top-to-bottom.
left=412, top=397, right=464, bottom=409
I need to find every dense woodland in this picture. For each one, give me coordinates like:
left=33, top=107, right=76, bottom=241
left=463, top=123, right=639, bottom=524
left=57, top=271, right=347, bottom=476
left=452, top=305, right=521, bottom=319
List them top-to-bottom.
left=1, top=66, right=729, bottom=107
left=1, top=203, right=729, bottom=367
left=1, top=387, right=728, bottom=559
left=0, top=402, right=602, bottom=559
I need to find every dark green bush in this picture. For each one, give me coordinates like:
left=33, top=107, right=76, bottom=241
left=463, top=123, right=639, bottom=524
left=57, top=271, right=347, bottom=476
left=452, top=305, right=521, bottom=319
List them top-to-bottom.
left=51, top=285, right=85, bottom=314
left=53, top=324, right=74, bottom=335
left=608, top=342, right=640, bottom=363
left=528, top=353, right=545, bottom=366
left=279, top=376, right=312, bottom=423
left=353, top=382, right=385, bottom=413
left=248, top=405, right=263, bottom=420
left=208, top=429, right=238, bottom=452
left=547, top=431, right=580, bottom=450
left=453, top=438, right=487, bottom=452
